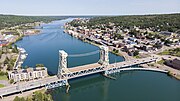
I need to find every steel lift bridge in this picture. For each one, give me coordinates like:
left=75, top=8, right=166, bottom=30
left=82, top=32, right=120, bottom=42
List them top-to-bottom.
left=0, top=46, right=167, bottom=98
left=53, top=46, right=109, bottom=89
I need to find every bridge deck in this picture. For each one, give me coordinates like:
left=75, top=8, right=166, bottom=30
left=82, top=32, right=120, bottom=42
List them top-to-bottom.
left=107, top=57, right=157, bottom=69
left=68, top=63, right=101, bottom=73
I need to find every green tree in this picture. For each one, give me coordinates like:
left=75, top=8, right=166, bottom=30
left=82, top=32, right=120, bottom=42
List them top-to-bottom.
left=164, top=39, right=172, bottom=45
left=153, top=43, right=162, bottom=49
left=7, top=44, right=13, bottom=49
left=12, top=44, right=18, bottom=53
left=0, top=50, right=2, bottom=58
left=133, top=50, right=139, bottom=56
left=4, top=57, right=9, bottom=64
left=36, top=64, right=44, bottom=67
left=0, top=71, right=8, bottom=76
left=10, top=79, right=14, bottom=84
left=32, top=91, right=53, bottom=101
left=14, top=96, right=21, bottom=101
left=21, top=97, right=26, bottom=101
left=26, top=97, right=33, bottom=101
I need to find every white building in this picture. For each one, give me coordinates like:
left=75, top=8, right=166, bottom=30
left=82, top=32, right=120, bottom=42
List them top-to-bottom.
left=8, top=67, right=48, bottom=82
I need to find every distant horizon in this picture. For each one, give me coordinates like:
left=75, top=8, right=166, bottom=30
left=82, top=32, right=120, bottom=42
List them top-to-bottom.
left=0, top=0, right=180, bottom=16
left=1, top=12, right=180, bottom=17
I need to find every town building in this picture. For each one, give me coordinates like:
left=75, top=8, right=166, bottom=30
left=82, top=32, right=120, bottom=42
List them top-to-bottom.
left=160, top=31, right=175, bottom=37
left=165, top=58, right=180, bottom=70
left=8, top=67, right=48, bottom=82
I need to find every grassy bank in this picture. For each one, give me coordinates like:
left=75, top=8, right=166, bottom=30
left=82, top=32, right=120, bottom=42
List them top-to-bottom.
left=158, top=48, right=180, bottom=57
left=133, top=55, right=141, bottom=59
left=157, top=59, right=165, bottom=65
left=0, top=71, right=8, bottom=80
left=0, top=75, right=8, bottom=80
left=0, top=84, right=5, bottom=88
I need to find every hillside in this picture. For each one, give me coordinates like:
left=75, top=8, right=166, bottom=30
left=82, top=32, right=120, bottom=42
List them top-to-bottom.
left=79, top=13, right=180, bottom=32
left=0, top=15, right=67, bottom=30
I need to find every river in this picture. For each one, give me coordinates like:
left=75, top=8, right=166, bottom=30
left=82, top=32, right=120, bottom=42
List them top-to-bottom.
left=16, top=18, right=180, bottom=101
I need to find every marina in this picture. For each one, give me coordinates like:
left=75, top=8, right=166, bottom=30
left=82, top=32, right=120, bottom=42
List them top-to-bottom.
left=13, top=47, right=28, bottom=70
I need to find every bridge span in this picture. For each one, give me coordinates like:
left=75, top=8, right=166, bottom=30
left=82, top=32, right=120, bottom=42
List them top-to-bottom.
left=0, top=46, right=168, bottom=98
left=107, top=67, right=168, bottom=74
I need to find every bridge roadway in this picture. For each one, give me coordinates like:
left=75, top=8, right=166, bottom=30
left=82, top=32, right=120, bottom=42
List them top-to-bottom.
left=0, top=56, right=167, bottom=98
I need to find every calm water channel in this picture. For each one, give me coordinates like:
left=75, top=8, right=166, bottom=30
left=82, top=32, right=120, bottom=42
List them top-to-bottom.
left=16, top=19, right=180, bottom=101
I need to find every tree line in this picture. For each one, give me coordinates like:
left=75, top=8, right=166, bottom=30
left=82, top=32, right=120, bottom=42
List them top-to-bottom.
left=70, top=13, right=180, bottom=33
left=0, top=15, right=68, bottom=30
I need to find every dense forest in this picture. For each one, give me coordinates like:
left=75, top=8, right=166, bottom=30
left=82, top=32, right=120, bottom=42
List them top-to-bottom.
left=82, top=13, right=180, bottom=32
left=0, top=15, right=68, bottom=30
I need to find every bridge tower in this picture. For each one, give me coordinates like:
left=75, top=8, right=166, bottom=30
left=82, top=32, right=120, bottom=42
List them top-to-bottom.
left=99, top=46, right=109, bottom=66
left=57, top=50, right=69, bottom=85
left=58, top=50, right=68, bottom=78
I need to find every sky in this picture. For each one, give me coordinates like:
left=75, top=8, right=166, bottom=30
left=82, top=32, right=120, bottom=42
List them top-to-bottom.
left=0, top=0, right=180, bottom=16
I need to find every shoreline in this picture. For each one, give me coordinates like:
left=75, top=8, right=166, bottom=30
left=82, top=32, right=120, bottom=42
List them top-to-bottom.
left=0, top=22, right=47, bottom=100
left=3, top=22, right=43, bottom=46
left=23, top=29, right=42, bottom=36
left=64, top=29, right=180, bottom=80
left=64, top=29, right=128, bottom=60
left=141, top=63, right=180, bottom=80
left=1, top=88, right=45, bottom=101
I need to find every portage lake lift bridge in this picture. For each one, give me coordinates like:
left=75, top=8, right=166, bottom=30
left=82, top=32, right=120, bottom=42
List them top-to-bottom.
left=0, top=46, right=168, bottom=98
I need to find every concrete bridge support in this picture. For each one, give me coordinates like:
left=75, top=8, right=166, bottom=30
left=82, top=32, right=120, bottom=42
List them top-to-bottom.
left=98, top=46, right=109, bottom=75
left=99, top=46, right=109, bottom=66
left=57, top=50, right=69, bottom=85
left=58, top=50, right=68, bottom=78
left=0, top=95, right=3, bottom=99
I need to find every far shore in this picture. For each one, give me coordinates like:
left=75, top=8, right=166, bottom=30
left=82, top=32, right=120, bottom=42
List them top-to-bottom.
left=64, top=29, right=180, bottom=80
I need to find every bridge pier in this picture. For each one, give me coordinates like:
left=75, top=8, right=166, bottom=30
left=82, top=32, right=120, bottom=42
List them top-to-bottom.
left=98, top=46, right=110, bottom=76
left=99, top=46, right=109, bottom=66
left=57, top=50, right=68, bottom=79
left=104, top=70, right=110, bottom=75
left=102, top=73, right=116, bottom=80
left=65, top=79, right=69, bottom=86
left=66, top=84, right=70, bottom=94
left=20, top=90, right=23, bottom=94
left=0, top=95, right=3, bottom=99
